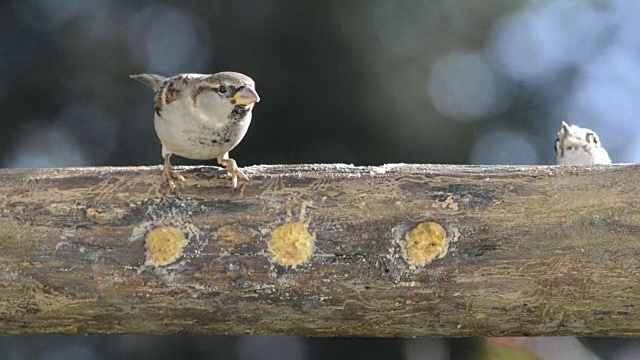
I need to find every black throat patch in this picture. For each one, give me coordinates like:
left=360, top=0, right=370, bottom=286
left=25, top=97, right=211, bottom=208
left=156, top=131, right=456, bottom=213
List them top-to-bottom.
left=229, top=105, right=250, bottom=124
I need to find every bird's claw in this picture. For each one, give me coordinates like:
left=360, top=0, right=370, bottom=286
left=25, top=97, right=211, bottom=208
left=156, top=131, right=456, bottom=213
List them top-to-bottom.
left=221, top=159, right=249, bottom=196
left=162, top=165, right=186, bottom=194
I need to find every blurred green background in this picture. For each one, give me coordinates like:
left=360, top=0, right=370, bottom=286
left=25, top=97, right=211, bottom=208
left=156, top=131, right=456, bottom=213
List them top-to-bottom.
left=4, top=0, right=640, bottom=170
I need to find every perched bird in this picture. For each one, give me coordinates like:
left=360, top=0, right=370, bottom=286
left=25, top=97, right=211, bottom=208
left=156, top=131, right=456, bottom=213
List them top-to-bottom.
left=130, top=72, right=260, bottom=193
left=555, top=121, right=611, bottom=165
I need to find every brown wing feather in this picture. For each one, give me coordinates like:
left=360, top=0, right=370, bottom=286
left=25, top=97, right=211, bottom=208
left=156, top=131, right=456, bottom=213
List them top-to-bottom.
left=152, top=73, right=210, bottom=115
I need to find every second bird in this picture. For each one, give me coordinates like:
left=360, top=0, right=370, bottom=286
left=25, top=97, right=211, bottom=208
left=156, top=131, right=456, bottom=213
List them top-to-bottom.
left=131, top=72, right=260, bottom=193
left=555, top=121, right=611, bottom=165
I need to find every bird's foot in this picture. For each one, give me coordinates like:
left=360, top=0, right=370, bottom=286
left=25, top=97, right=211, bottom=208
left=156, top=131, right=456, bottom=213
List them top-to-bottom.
left=219, top=158, right=249, bottom=196
left=162, top=164, right=186, bottom=194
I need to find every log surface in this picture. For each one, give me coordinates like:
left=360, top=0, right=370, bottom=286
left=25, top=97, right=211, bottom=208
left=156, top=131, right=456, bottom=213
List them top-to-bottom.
left=0, top=164, right=638, bottom=336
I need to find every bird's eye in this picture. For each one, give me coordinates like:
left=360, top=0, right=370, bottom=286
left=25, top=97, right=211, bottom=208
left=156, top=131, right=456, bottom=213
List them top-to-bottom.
left=217, top=86, right=228, bottom=94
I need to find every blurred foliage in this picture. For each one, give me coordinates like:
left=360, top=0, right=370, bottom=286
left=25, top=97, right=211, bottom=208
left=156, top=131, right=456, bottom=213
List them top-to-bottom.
left=4, top=0, right=640, bottom=170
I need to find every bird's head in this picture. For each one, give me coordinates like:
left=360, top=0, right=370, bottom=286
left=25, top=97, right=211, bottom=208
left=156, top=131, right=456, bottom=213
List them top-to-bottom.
left=193, top=72, right=260, bottom=120
left=555, top=121, right=603, bottom=155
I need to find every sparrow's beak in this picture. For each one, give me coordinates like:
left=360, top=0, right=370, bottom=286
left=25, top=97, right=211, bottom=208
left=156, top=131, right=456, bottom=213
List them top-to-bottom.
left=232, top=87, right=260, bottom=105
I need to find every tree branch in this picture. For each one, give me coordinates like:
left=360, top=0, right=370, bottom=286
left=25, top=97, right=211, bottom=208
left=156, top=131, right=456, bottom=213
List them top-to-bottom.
left=0, top=164, right=638, bottom=336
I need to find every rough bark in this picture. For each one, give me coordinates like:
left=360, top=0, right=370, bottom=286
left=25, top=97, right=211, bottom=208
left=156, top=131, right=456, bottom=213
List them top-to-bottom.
left=0, top=164, right=638, bottom=336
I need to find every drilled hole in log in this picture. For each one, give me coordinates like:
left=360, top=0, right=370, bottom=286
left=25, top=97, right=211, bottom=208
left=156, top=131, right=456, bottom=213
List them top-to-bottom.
left=401, top=221, right=448, bottom=267
left=267, top=222, right=315, bottom=268
left=144, top=225, right=187, bottom=267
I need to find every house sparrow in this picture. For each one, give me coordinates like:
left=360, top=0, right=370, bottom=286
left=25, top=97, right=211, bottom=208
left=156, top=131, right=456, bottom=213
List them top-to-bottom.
left=130, top=72, right=260, bottom=193
left=555, top=121, right=611, bottom=165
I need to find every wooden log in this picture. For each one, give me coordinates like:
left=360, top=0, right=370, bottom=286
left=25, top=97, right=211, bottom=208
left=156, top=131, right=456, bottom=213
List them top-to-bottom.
left=0, top=164, right=638, bottom=336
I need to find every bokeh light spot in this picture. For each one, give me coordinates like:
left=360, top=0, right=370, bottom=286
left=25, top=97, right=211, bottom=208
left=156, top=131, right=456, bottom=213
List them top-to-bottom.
left=128, top=5, right=211, bottom=74
left=428, top=49, right=508, bottom=122
left=5, top=123, right=89, bottom=168
left=469, top=128, right=540, bottom=165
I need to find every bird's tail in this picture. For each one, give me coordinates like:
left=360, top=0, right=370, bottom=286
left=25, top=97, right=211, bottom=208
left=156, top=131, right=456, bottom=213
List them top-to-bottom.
left=129, top=73, right=167, bottom=91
